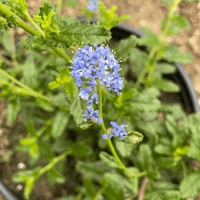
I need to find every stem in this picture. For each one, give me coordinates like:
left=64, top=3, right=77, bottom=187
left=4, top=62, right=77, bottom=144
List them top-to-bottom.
left=57, top=0, right=63, bottom=15
left=0, top=2, right=39, bottom=36
left=24, top=10, right=45, bottom=38
left=9, top=29, right=17, bottom=65
left=49, top=46, right=71, bottom=62
left=0, top=68, right=51, bottom=102
left=97, top=80, right=146, bottom=178
left=36, top=118, right=54, bottom=138
left=38, top=150, right=70, bottom=177
left=181, top=161, right=187, bottom=178
left=138, top=177, right=148, bottom=200
left=93, top=181, right=108, bottom=200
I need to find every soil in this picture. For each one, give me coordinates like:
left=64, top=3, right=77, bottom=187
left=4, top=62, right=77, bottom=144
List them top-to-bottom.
left=1, top=0, right=200, bottom=200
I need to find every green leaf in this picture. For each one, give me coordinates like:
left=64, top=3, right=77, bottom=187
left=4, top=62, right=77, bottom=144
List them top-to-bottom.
left=5, top=0, right=28, bottom=18
left=64, top=0, right=78, bottom=7
left=161, top=0, right=173, bottom=6
left=183, top=0, right=199, bottom=1
left=98, top=2, right=132, bottom=30
left=161, top=13, right=189, bottom=36
left=0, top=17, right=8, bottom=30
left=48, top=23, right=111, bottom=47
left=138, top=27, right=160, bottom=47
left=24, top=35, right=47, bottom=51
left=114, top=35, right=138, bottom=62
left=162, top=45, right=193, bottom=64
left=129, top=48, right=148, bottom=77
left=153, top=63, right=176, bottom=74
left=151, top=79, right=180, bottom=92
left=48, top=81, right=60, bottom=90
left=70, top=94, right=83, bottom=125
left=6, top=99, right=21, bottom=124
left=159, top=103, right=185, bottom=119
left=51, top=111, right=69, bottom=138
left=186, top=119, right=200, bottom=161
left=78, top=122, right=93, bottom=130
left=115, top=131, right=143, bottom=144
left=38, top=139, right=55, bottom=161
left=115, top=140, right=133, bottom=158
left=68, top=141, right=91, bottom=157
left=137, top=144, right=153, bottom=171
left=154, top=144, right=172, bottom=155
left=99, top=151, right=119, bottom=169
left=155, top=157, right=176, bottom=169
left=76, top=161, right=110, bottom=182
left=47, top=168, right=66, bottom=185
left=103, top=172, right=131, bottom=191
left=180, top=172, right=200, bottom=199
left=83, top=179, right=98, bottom=197
left=144, top=190, right=180, bottom=200
left=57, top=196, right=76, bottom=200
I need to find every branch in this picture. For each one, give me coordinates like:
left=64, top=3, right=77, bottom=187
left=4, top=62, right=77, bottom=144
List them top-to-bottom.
left=138, top=177, right=148, bottom=200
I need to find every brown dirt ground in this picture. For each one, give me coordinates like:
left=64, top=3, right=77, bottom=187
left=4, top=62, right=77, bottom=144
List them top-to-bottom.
left=1, top=0, right=200, bottom=200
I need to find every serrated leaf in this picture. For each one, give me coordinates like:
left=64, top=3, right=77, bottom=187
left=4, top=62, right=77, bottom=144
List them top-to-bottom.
left=161, top=0, right=173, bottom=6
left=98, top=2, right=132, bottom=30
left=161, top=13, right=189, bottom=36
left=0, top=17, right=8, bottom=30
left=48, top=23, right=111, bottom=47
left=138, top=27, right=160, bottom=47
left=24, top=35, right=47, bottom=51
left=114, top=35, right=138, bottom=62
left=162, top=45, right=193, bottom=64
left=129, top=48, right=148, bottom=76
left=153, top=63, right=176, bottom=74
left=151, top=79, right=180, bottom=92
left=48, top=81, right=60, bottom=90
left=63, top=81, right=76, bottom=99
left=70, top=95, right=83, bottom=125
left=6, top=99, right=21, bottom=124
left=159, top=103, right=185, bottom=119
left=52, top=111, right=69, bottom=138
left=78, top=122, right=93, bottom=130
left=115, top=131, right=143, bottom=144
left=115, top=140, right=133, bottom=158
left=68, top=141, right=91, bottom=157
left=136, top=144, right=153, bottom=171
left=154, top=144, right=172, bottom=155
left=99, top=151, right=119, bottom=168
left=155, top=157, right=175, bottom=169
left=76, top=161, right=110, bottom=182
left=47, top=168, right=66, bottom=185
left=103, top=172, right=131, bottom=191
left=180, top=172, right=200, bottom=198
left=144, top=190, right=180, bottom=200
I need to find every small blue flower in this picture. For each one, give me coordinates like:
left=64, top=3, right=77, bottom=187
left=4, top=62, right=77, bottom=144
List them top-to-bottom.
left=87, top=0, right=99, bottom=13
left=70, top=43, right=124, bottom=131
left=109, top=121, right=128, bottom=140
left=102, top=134, right=112, bottom=140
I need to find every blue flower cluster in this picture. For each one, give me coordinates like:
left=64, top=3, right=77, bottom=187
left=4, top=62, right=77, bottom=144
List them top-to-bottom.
left=87, top=0, right=99, bottom=13
left=70, top=43, right=124, bottom=138
left=102, top=122, right=128, bottom=140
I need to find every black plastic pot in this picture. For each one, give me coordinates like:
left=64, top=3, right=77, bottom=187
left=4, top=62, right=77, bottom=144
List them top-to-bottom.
left=0, top=18, right=199, bottom=200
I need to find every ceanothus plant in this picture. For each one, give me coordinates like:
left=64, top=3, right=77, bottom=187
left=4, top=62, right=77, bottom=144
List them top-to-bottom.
left=0, top=0, right=200, bottom=200
left=70, top=43, right=128, bottom=140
